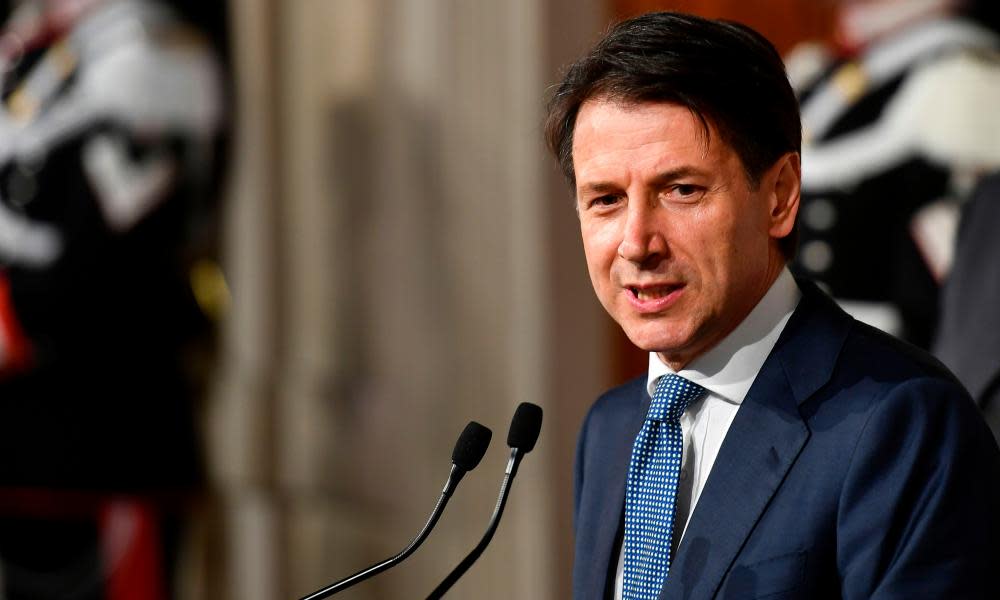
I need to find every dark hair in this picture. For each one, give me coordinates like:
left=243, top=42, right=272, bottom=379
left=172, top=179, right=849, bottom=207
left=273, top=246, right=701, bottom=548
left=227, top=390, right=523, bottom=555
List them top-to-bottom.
left=544, top=12, right=801, bottom=257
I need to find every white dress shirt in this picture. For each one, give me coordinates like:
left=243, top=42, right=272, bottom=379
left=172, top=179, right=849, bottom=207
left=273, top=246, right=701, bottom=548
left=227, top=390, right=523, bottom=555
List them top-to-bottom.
left=613, top=268, right=801, bottom=600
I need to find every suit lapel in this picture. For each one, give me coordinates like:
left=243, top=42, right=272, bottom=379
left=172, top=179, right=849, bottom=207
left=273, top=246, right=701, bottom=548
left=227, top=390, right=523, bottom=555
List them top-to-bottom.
left=662, top=281, right=851, bottom=600
left=662, top=356, right=808, bottom=600
left=577, top=379, right=649, bottom=598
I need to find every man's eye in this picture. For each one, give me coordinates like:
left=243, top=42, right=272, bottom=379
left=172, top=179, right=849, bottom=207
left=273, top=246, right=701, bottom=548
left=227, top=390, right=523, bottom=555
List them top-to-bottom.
left=665, top=184, right=703, bottom=202
left=590, top=195, right=620, bottom=208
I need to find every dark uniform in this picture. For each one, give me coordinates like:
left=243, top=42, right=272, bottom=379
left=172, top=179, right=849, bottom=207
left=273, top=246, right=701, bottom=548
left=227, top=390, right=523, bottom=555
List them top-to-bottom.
left=791, top=17, right=1000, bottom=348
left=934, top=172, right=1000, bottom=442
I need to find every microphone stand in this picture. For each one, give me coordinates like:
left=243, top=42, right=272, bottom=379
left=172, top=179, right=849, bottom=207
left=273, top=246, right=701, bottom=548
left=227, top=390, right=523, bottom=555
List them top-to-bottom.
left=425, top=448, right=524, bottom=599
left=299, top=464, right=467, bottom=600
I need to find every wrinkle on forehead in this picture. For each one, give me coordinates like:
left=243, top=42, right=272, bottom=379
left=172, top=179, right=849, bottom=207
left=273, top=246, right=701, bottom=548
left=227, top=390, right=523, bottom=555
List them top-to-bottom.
left=584, top=95, right=713, bottom=152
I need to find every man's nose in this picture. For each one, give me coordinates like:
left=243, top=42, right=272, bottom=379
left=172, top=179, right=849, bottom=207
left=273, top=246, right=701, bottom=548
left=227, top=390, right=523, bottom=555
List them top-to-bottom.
left=617, top=201, right=667, bottom=264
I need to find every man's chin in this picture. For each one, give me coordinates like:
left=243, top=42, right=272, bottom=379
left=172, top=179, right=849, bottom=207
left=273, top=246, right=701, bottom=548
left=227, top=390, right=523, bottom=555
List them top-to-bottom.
left=622, top=328, right=692, bottom=358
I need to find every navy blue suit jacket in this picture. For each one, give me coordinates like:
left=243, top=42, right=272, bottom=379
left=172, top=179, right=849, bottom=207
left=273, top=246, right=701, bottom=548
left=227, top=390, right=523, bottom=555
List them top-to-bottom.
left=573, top=282, right=1000, bottom=599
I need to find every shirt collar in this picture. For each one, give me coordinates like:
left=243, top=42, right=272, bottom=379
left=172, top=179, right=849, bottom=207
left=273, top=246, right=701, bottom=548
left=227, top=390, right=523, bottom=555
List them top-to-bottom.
left=646, top=268, right=801, bottom=404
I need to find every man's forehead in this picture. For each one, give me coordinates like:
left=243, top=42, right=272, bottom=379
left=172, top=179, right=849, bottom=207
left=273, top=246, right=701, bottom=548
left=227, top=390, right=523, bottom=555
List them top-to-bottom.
left=574, top=99, right=714, bottom=154
left=572, top=100, right=717, bottom=171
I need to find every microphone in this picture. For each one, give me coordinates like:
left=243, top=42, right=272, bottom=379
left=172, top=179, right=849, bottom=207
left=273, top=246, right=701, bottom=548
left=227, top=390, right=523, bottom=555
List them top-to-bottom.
left=426, top=402, right=543, bottom=599
left=299, top=421, right=492, bottom=600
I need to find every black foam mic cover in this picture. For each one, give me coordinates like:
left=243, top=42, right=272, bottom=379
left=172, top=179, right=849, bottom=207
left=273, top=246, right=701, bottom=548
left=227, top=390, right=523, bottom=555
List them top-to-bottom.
left=506, top=402, right=543, bottom=452
left=425, top=404, right=543, bottom=599
left=452, top=421, right=492, bottom=471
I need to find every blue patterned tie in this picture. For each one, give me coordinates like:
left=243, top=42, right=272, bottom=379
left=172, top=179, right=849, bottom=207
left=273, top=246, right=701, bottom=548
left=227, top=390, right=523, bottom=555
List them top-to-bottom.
left=622, top=374, right=707, bottom=599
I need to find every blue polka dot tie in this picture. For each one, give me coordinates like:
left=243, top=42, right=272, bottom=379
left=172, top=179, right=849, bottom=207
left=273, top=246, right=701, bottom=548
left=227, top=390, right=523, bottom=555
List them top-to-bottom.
left=622, top=374, right=707, bottom=599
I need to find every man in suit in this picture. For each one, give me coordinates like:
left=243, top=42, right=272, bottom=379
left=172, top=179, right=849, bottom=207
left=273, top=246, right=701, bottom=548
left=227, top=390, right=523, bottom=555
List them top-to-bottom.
left=544, top=12, right=1000, bottom=600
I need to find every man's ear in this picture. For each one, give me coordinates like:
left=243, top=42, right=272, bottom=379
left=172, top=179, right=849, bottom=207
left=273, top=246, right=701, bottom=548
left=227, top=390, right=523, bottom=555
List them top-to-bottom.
left=767, top=152, right=800, bottom=240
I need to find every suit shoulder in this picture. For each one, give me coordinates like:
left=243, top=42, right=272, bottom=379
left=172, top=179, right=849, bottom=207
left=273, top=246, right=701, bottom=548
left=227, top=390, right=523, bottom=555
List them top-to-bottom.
left=791, top=280, right=964, bottom=395
left=790, top=285, right=977, bottom=429
left=814, top=317, right=984, bottom=438
left=841, top=318, right=962, bottom=388
left=595, top=374, right=647, bottom=405
left=579, top=375, right=646, bottom=436
left=589, top=375, right=646, bottom=415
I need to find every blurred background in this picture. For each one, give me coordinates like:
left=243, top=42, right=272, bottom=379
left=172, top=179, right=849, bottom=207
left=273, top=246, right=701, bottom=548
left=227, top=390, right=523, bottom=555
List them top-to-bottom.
left=0, top=0, right=997, bottom=599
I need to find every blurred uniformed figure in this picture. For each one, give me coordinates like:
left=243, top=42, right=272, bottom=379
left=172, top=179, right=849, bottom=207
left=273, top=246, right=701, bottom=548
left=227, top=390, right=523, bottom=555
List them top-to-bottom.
left=0, top=0, right=228, bottom=598
left=787, top=0, right=1000, bottom=349
left=934, top=170, right=1000, bottom=442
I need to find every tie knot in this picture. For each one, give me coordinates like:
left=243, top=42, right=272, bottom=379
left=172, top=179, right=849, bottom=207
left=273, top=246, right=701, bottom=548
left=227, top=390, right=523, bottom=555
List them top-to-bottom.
left=649, top=374, right=705, bottom=422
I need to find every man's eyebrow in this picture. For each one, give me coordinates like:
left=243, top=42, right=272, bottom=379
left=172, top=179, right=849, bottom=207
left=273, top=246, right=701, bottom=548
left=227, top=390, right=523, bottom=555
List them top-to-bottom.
left=577, top=166, right=707, bottom=196
left=649, top=166, right=706, bottom=185
left=577, top=181, right=620, bottom=196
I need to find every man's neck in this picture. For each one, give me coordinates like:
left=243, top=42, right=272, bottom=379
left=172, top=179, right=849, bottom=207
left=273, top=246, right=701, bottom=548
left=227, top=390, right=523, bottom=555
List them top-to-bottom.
left=657, top=260, right=786, bottom=371
left=648, top=267, right=801, bottom=402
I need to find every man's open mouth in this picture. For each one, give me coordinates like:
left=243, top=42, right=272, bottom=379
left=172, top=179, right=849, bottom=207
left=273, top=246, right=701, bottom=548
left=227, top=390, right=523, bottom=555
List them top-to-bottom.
left=629, top=284, right=682, bottom=302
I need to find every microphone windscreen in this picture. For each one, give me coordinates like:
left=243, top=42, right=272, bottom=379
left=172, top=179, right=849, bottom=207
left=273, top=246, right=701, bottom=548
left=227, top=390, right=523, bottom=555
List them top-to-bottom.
left=506, top=403, right=543, bottom=453
left=453, top=421, right=492, bottom=471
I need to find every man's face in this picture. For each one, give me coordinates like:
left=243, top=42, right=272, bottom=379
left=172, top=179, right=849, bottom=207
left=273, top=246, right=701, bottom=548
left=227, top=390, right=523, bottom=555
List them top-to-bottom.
left=572, top=99, right=797, bottom=370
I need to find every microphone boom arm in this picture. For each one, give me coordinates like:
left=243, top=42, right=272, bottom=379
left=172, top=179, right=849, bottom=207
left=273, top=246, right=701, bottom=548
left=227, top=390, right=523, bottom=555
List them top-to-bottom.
left=425, top=448, right=524, bottom=600
left=299, top=464, right=468, bottom=600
